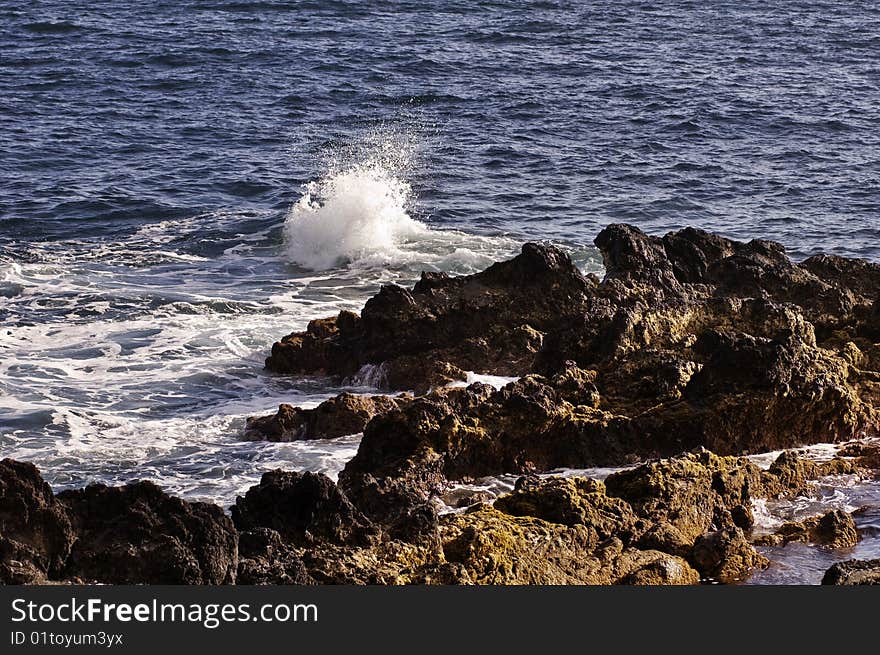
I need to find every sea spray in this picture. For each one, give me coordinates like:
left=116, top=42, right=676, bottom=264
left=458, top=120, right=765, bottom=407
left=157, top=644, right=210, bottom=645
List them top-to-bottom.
left=283, top=126, right=520, bottom=273
left=284, top=163, right=428, bottom=271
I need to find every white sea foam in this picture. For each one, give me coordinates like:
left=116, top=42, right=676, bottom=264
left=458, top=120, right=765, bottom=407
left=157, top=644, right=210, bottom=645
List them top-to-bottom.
left=0, top=130, right=613, bottom=510
left=448, top=372, right=520, bottom=390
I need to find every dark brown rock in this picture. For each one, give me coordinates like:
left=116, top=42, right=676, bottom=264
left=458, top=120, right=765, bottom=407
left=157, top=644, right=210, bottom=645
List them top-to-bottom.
left=266, top=225, right=880, bottom=475
left=266, top=243, right=594, bottom=389
left=244, top=393, right=404, bottom=442
left=838, top=441, right=880, bottom=469
left=603, top=450, right=762, bottom=543
left=0, top=459, right=74, bottom=584
left=231, top=471, right=376, bottom=547
left=58, top=481, right=237, bottom=585
left=236, top=528, right=314, bottom=585
left=822, top=559, right=880, bottom=585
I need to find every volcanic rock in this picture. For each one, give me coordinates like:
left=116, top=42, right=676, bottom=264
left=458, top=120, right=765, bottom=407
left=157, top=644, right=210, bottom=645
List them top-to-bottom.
left=266, top=243, right=594, bottom=389
left=244, top=393, right=405, bottom=442
left=0, top=459, right=74, bottom=584
left=231, top=470, right=376, bottom=547
left=58, top=481, right=237, bottom=585
left=754, top=509, right=859, bottom=549
left=690, top=527, right=769, bottom=582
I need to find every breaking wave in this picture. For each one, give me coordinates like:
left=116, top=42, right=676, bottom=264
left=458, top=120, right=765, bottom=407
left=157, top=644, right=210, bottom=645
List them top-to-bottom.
left=284, top=127, right=519, bottom=273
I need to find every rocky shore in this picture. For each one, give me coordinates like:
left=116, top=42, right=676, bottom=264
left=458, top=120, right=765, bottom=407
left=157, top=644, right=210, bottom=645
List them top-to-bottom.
left=3, top=224, right=880, bottom=585
left=2, top=446, right=878, bottom=585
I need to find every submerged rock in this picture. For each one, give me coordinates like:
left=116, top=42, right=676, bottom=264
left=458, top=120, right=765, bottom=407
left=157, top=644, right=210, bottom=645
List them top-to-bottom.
left=58, top=481, right=237, bottom=585
left=822, top=559, right=880, bottom=585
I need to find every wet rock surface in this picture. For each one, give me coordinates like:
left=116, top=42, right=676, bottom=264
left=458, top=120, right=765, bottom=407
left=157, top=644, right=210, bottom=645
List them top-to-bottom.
left=5, top=225, right=880, bottom=585
left=266, top=226, right=879, bottom=527
left=265, top=242, right=594, bottom=388
left=244, top=393, right=405, bottom=442
left=1, top=444, right=876, bottom=585
left=754, top=510, right=860, bottom=549
left=822, top=558, right=880, bottom=585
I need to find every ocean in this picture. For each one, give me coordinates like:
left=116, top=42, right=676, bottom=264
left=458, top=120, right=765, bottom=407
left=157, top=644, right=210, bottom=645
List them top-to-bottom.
left=1, top=0, right=879, bottom=583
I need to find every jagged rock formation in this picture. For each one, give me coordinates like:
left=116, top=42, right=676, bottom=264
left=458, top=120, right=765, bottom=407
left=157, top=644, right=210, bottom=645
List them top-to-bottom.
left=5, top=224, right=880, bottom=586
left=262, top=225, right=878, bottom=518
left=265, top=242, right=594, bottom=391
left=244, top=393, right=405, bottom=442
left=0, top=445, right=875, bottom=586
left=0, top=460, right=74, bottom=584
left=58, top=482, right=238, bottom=584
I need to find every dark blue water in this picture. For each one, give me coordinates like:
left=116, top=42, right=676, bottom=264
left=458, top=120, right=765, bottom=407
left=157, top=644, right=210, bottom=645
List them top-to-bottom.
left=2, top=0, right=880, bottom=583
left=4, top=1, right=880, bottom=255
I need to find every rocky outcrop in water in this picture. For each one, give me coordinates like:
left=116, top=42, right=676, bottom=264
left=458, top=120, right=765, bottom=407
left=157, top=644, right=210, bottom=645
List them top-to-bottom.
left=5, top=225, right=880, bottom=586
left=241, top=225, right=880, bottom=582
left=266, top=226, right=879, bottom=501
left=265, top=242, right=594, bottom=391
left=244, top=393, right=406, bottom=442
left=838, top=441, right=880, bottom=469
left=1, top=445, right=876, bottom=585
left=277, top=447, right=864, bottom=584
left=231, top=449, right=866, bottom=585
left=754, top=509, right=860, bottom=549
left=822, top=559, right=880, bottom=585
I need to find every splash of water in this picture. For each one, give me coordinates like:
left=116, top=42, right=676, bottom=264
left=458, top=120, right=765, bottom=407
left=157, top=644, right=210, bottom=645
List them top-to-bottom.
left=283, top=126, right=520, bottom=273
left=285, top=163, right=429, bottom=271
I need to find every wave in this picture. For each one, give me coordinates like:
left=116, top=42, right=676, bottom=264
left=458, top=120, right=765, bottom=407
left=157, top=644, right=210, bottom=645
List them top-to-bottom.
left=283, top=128, right=519, bottom=273
left=284, top=163, right=428, bottom=271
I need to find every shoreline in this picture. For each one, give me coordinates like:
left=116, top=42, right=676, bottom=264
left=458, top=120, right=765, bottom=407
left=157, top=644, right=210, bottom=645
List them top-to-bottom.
left=3, top=222, right=880, bottom=585
left=3, top=441, right=878, bottom=585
